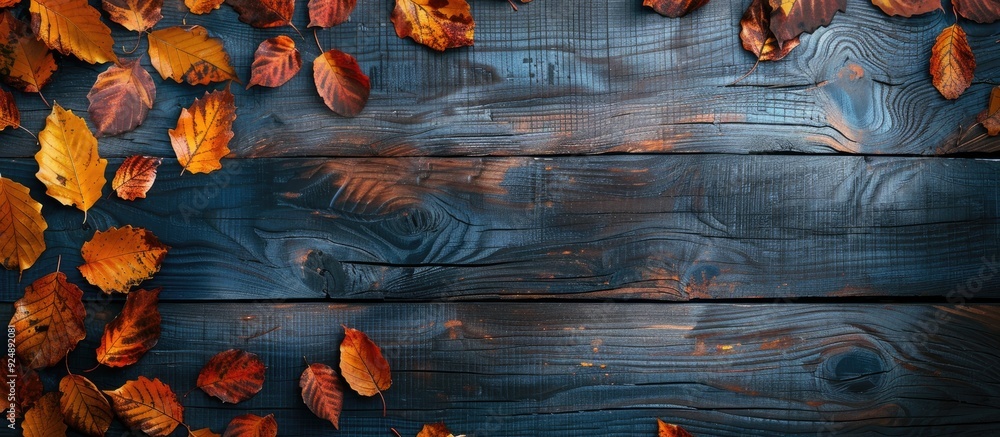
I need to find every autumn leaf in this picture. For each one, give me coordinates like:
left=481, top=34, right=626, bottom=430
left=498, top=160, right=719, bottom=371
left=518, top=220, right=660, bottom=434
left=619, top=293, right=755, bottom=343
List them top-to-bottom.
left=0, top=0, right=21, bottom=7
left=29, top=0, right=118, bottom=64
left=102, top=0, right=162, bottom=32
left=186, top=0, right=224, bottom=14
left=226, top=0, right=294, bottom=28
left=308, top=0, right=357, bottom=27
left=391, top=0, right=475, bottom=51
left=643, top=0, right=710, bottom=17
left=740, top=0, right=798, bottom=62
left=768, top=0, right=846, bottom=46
left=870, top=0, right=940, bottom=17
left=954, top=0, right=1000, bottom=23
left=0, top=11, right=57, bottom=93
left=930, top=24, right=975, bottom=100
left=148, top=25, right=238, bottom=85
left=248, top=36, right=301, bottom=88
left=313, top=50, right=370, bottom=117
left=87, top=59, right=156, bottom=136
left=980, top=86, right=1000, bottom=136
left=0, top=88, right=19, bottom=131
left=169, top=88, right=236, bottom=174
left=35, top=103, right=108, bottom=218
left=112, top=156, right=161, bottom=201
left=0, top=176, right=47, bottom=273
left=79, top=225, right=169, bottom=294
left=10, top=271, right=86, bottom=369
left=96, top=288, right=161, bottom=367
left=340, top=326, right=391, bottom=413
left=197, top=349, right=266, bottom=404
left=12, top=362, right=43, bottom=418
left=299, top=363, right=343, bottom=429
left=60, top=374, right=114, bottom=437
left=104, top=376, right=184, bottom=437
left=23, top=393, right=67, bottom=437
left=223, top=413, right=277, bottom=437
left=658, top=419, right=694, bottom=437
left=418, top=422, right=461, bottom=437
left=190, top=428, right=223, bottom=437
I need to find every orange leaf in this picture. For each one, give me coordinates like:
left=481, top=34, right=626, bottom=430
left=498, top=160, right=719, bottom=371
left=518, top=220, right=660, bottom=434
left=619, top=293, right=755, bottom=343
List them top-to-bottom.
left=0, top=0, right=21, bottom=7
left=29, top=0, right=118, bottom=64
left=102, top=0, right=162, bottom=32
left=186, top=0, right=223, bottom=14
left=226, top=0, right=294, bottom=28
left=308, top=0, right=357, bottom=28
left=391, top=0, right=474, bottom=51
left=643, top=0, right=710, bottom=17
left=740, top=0, right=798, bottom=62
left=768, top=0, right=846, bottom=46
left=870, top=0, right=940, bottom=17
left=954, top=0, right=1000, bottom=23
left=0, top=11, right=57, bottom=94
left=930, top=24, right=975, bottom=100
left=148, top=25, right=238, bottom=85
left=248, top=35, right=302, bottom=88
left=313, top=49, right=369, bottom=117
left=87, top=59, right=157, bottom=136
left=981, top=86, right=1000, bottom=136
left=0, top=88, right=20, bottom=130
left=169, top=88, right=236, bottom=174
left=34, top=103, right=108, bottom=218
left=112, top=156, right=161, bottom=201
left=0, top=176, right=47, bottom=273
left=79, top=225, right=169, bottom=294
left=9, top=271, right=86, bottom=369
left=96, top=288, right=161, bottom=367
left=339, top=326, right=391, bottom=407
left=197, top=349, right=266, bottom=404
left=12, top=362, right=43, bottom=418
left=299, top=363, right=343, bottom=429
left=60, top=374, right=114, bottom=437
left=104, top=377, right=184, bottom=437
left=23, top=392, right=67, bottom=437
left=223, top=413, right=277, bottom=437
left=657, top=419, right=694, bottom=437
left=417, top=422, right=458, bottom=437
left=190, top=428, right=223, bottom=437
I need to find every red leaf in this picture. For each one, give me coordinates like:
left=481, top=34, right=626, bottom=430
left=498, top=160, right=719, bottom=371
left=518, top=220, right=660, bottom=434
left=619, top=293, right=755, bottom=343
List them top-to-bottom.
left=226, top=0, right=294, bottom=28
left=308, top=0, right=357, bottom=28
left=643, top=0, right=710, bottom=17
left=740, top=0, right=799, bottom=62
left=768, top=0, right=846, bottom=46
left=954, top=0, right=1000, bottom=23
left=930, top=24, right=975, bottom=100
left=248, top=36, right=302, bottom=88
left=313, top=49, right=370, bottom=117
left=87, top=58, right=156, bottom=136
left=0, top=87, right=19, bottom=131
left=112, top=156, right=161, bottom=201
left=96, top=288, right=161, bottom=367
left=197, top=349, right=267, bottom=403
left=12, top=362, right=42, bottom=418
left=299, top=363, right=344, bottom=429
left=103, top=376, right=184, bottom=437
left=223, top=413, right=277, bottom=437
left=658, top=419, right=694, bottom=437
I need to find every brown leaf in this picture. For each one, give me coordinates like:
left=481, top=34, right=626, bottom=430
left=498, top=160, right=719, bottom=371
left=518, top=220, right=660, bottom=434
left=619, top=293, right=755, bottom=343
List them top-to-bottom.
left=0, top=0, right=22, bottom=7
left=29, top=0, right=118, bottom=64
left=102, top=0, right=163, bottom=32
left=186, top=0, right=224, bottom=14
left=226, top=0, right=294, bottom=28
left=308, top=0, right=357, bottom=27
left=391, top=0, right=474, bottom=51
left=643, top=0, right=710, bottom=17
left=740, top=0, right=798, bottom=62
left=768, top=0, right=846, bottom=46
left=870, top=0, right=940, bottom=17
left=954, top=0, right=1000, bottom=23
left=0, top=11, right=57, bottom=94
left=930, top=24, right=975, bottom=100
left=147, top=25, right=238, bottom=85
left=248, top=35, right=302, bottom=88
left=313, top=49, right=369, bottom=117
left=87, top=59, right=156, bottom=136
left=981, top=86, right=1000, bottom=136
left=0, top=88, right=20, bottom=131
left=169, top=88, right=236, bottom=174
left=35, top=103, right=108, bottom=217
left=112, top=155, right=161, bottom=201
left=0, top=176, right=47, bottom=273
left=79, top=225, right=169, bottom=294
left=9, top=271, right=86, bottom=369
left=96, top=288, right=161, bottom=367
left=340, top=326, right=391, bottom=403
left=197, top=349, right=266, bottom=404
left=12, top=362, right=43, bottom=418
left=299, top=363, right=343, bottom=429
left=60, top=374, right=114, bottom=437
left=104, top=376, right=184, bottom=437
left=23, top=392, right=67, bottom=437
left=223, top=413, right=277, bottom=437
left=658, top=419, right=694, bottom=437
left=417, top=422, right=457, bottom=437
left=190, top=428, right=223, bottom=437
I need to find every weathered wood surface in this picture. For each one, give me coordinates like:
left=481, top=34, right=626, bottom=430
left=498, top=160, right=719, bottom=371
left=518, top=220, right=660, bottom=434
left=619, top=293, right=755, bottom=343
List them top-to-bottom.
left=2, top=0, right=999, bottom=157
left=3, top=155, right=999, bottom=301
left=4, top=302, right=998, bottom=436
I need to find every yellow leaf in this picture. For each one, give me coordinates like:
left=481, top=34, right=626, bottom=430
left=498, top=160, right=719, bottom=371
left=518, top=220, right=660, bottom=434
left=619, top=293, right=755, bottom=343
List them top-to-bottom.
left=29, top=0, right=118, bottom=64
left=390, top=0, right=474, bottom=51
left=147, top=25, right=238, bottom=85
left=169, top=88, right=236, bottom=174
left=34, top=103, right=107, bottom=219
left=0, top=176, right=47, bottom=273
left=78, top=225, right=169, bottom=294
left=9, top=271, right=86, bottom=369
left=104, top=376, right=184, bottom=437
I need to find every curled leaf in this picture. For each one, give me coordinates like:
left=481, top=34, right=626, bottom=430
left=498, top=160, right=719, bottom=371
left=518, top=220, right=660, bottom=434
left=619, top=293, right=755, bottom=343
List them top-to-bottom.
left=29, top=0, right=118, bottom=64
left=102, top=0, right=163, bottom=32
left=186, top=0, right=224, bottom=14
left=226, top=0, right=294, bottom=28
left=308, top=0, right=357, bottom=28
left=391, top=0, right=474, bottom=51
left=643, top=0, right=710, bottom=17
left=740, top=0, right=798, bottom=62
left=768, top=0, right=846, bottom=46
left=870, top=0, right=940, bottom=17
left=954, top=0, right=1000, bottom=23
left=0, top=11, right=57, bottom=93
left=930, top=24, right=975, bottom=100
left=148, top=25, right=238, bottom=85
left=248, top=35, right=302, bottom=88
left=313, top=49, right=370, bottom=117
left=87, top=59, right=157, bottom=136
left=0, top=88, right=20, bottom=131
left=169, top=88, right=236, bottom=174
left=35, top=103, right=108, bottom=216
left=112, top=156, right=161, bottom=201
left=0, top=176, right=47, bottom=273
left=79, top=225, right=169, bottom=294
left=9, top=272, right=86, bottom=369
left=96, top=288, right=162, bottom=367
left=340, top=326, right=391, bottom=403
left=197, top=349, right=266, bottom=404
left=299, top=363, right=343, bottom=429
left=60, top=374, right=114, bottom=437
left=104, top=377, right=184, bottom=437
left=23, top=393, right=67, bottom=437
left=223, top=413, right=277, bottom=437
left=658, top=419, right=694, bottom=437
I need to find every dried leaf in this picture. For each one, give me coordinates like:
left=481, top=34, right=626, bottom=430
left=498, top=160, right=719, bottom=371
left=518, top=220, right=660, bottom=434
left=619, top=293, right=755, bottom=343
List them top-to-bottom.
left=0, top=0, right=22, bottom=7
left=29, top=0, right=118, bottom=64
left=102, top=0, right=163, bottom=32
left=186, top=0, right=224, bottom=14
left=226, top=0, right=294, bottom=28
left=308, top=0, right=357, bottom=27
left=391, top=0, right=475, bottom=51
left=643, top=0, right=710, bottom=17
left=740, top=0, right=798, bottom=62
left=768, top=0, right=846, bottom=46
left=870, top=0, right=940, bottom=17
left=954, top=0, right=1000, bottom=23
left=0, top=11, right=57, bottom=93
left=930, top=24, right=975, bottom=100
left=147, top=25, right=238, bottom=85
left=248, top=35, right=301, bottom=88
left=313, top=49, right=369, bottom=117
left=87, top=59, right=156, bottom=136
left=981, top=86, right=1000, bottom=136
left=0, top=88, right=20, bottom=130
left=169, top=88, right=236, bottom=174
left=34, top=103, right=107, bottom=216
left=112, top=156, right=161, bottom=201
left=0, top=176, right=47, bottom=273
left=79, top=225, right=169, bottom=294
left=9, top=272, right=86, bottom=369
left=96, top=288, right=161, bottom=367
left=340, top=326, right=391, bottom=399
left=197, top=349, right=266, bottom=404
left=12, top=362, right=43, bottom=418
left=299, top=363, right=343, bottom=429
left=60, top=374, right=114, bottom=437
left=104, top=376, right=184, bottom=437
left=23, top=393, right=67, bottom=437
left=223, top=413, right=277, bottom=437
left=657, top=419, right=694, bottom=437
left=417, top=423, right=457, bottom=437
left=190, top=428, right=222, bottom=437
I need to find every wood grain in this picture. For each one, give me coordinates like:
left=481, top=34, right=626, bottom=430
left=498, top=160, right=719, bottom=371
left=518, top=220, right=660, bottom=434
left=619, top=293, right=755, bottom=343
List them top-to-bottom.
left=1, top=0, right=998, bottom=157
left=2, top=155, right=998, bottom=301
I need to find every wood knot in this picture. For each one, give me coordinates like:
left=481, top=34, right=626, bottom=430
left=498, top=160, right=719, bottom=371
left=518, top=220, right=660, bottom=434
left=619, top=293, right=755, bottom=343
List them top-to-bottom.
left=302, top=250, right=347, bottom=298
left=819, top=348, right=887, bottom=397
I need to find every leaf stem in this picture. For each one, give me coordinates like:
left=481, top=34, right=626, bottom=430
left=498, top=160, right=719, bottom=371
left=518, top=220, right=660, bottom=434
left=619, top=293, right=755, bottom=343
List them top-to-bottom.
left=313, top=29, right=324, bottom=53
left=123, top=32, right=142, bottom=54
left=377, top=388, right=387, bottom=417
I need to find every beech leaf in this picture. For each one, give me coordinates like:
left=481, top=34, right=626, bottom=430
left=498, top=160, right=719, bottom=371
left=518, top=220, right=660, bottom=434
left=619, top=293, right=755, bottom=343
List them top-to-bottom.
left=29, top=0, right=118, bottom=64
left=102, top=0, right=163, bottom=32
left=186, top=0, right=224, bottom=14
left=226, top=0, right=294, bottom=28
left=308, top=0, right=357, bottom=28
left=391, top=0, right=475, bottom=51
left=643, top=0, right=710, bottom=18
left=740, top=0, right=799, bottom=62
left=768, top=0, right=846, bottom=46
left=870, top=0, right=940, bottom=17
left=954, top=0, right=1000, bottom=23
left=0, top=11, right=57, bottom=93
left=930, top=24, right=975, bottom=100
left=148, top=25, right=238, bottom=85
left=248, top=35, right=302, bottom=88
left=313, top=49, right=370, bottom=117
left=87, top=59, right=157, bottom=136
left=0, top=87, right=20, bottom=131
left=169, top=88, right=236, bottom=174
left=34, top=103, right=108, bottom=217
left=112, top=155, right=162, bottom=201
left=0, top=176, right=47, bottom=273
left=79, top=225, right=169, bottom=294
left=9, top=271, right=86, bottom=369
left=96, top=288, right=162, bottom=367
left=339, top=326, right=391, bottom=411
left=197, top=349, right=267, bottom=404
left=299, top=363, right=343, bottom=429
left=60, top=374, right=114, bottom=437
left=104, top=376, right=184, bottom=437
left=23, top=393, right=67, bottom=437
left=223, top=413, right=277, bottom=437
left=658, top=419, right=694, bottom=437
left=418, top=422, right=461, bottom=437
left=190, top=428, right=223, bottom=437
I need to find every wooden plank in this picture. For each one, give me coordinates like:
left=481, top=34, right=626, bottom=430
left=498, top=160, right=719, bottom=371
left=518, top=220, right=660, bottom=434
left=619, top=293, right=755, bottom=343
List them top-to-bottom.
left=2, top=0, right=999, bottom=157
left=2, top=155, right=999, bottom=301
left=5, top=302, right=998, bottom=436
